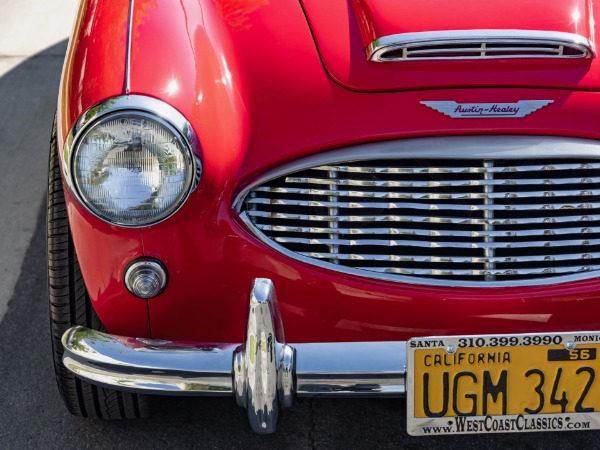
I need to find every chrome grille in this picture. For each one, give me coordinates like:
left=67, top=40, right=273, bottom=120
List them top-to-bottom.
left=367, top=30, right=595, bottom=62
left=241, top=154, right=600, bottom=286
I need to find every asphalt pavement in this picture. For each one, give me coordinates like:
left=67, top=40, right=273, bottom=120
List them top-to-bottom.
left=0, top=0, right=79, bottom=322
left=0, top=2, right=599, bottom=449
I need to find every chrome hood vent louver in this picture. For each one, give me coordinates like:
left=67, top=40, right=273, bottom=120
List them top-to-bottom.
left=367, top=30, right=595, bottom=62
left=237, top=137, right=600, bottom=288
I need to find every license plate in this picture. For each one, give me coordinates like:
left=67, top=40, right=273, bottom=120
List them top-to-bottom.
left=407, top=332, right=600, bottom=435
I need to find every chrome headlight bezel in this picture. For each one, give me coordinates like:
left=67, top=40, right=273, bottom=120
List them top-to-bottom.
left=62, top=95, right=201, bottom=227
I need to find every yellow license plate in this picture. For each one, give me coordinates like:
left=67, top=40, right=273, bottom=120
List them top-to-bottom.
left=406, top=332, right=600, bottom=436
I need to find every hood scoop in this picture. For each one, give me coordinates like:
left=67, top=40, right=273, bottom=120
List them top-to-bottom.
left=300, top=0, right=600, bottom=92
left=368, top=30, right=595, bottom=62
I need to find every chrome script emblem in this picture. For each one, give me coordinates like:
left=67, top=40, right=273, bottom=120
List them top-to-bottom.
left=421, top=100, right=553, bottom=118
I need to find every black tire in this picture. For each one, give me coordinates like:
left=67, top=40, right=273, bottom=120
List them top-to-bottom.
left=47, top=116, right=151, bottom=419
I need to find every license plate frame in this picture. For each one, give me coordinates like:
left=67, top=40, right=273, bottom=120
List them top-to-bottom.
left=407, top=331, right=600, bottom=436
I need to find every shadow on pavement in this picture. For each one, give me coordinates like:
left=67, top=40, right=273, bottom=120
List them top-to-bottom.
left=0, top=40, right=70, bottom=323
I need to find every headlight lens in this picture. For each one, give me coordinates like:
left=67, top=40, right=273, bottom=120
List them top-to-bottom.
left=72, top=112, right=195, bottom=226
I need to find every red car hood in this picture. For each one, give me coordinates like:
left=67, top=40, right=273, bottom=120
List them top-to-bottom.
left=301, top=0, right=600, bottom=91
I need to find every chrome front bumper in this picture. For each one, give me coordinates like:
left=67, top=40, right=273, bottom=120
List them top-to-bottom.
left=62, top=279, right=406, bottom=433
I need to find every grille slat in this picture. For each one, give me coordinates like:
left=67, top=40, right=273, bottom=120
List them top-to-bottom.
left=408, top=46, right=564, bottom=56
left=241, top=156, right=600, bottom=285
left=317, top=162, right=600, bottom=174
left=285, top=176, right=600, bottom=188
left=254, top=186, right=600, bottom=200
left=247, top=197, right=600, bottom=212
left=247, top=210, right=600, bottom=226
left=256, top=224, right=599, bottom=238
left=272, top=236, right=600, bottom=250
left=298, top=252, right=600, bottom=264
left=355, top=266, right=599, bottom=277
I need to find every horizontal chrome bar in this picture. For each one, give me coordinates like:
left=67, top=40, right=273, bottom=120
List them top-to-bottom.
left=408, top=46, right=563, bottom=56
left=383, top=54, right=577, bottom=62
left=315, top=162, right=600, bottom=175
left=285, top=175, right=600, bottom=188
left=255, top=186, right=600, bottom=201
left=247, top=197, right=600, bottom=212
left=247, top=210, right=600, bottom=226
left=257, top=223, right=599, bottom=238
left=273, top=236, right=600, bottom=249
left=298, top=251, right=600, bottom=264
left=359, top=265, right=599, bottom=277
left=62, top=327, right=237, bottom=394
left=62, top=328, right=408, bottom=397
left=294, top=342, right=406, bottom=396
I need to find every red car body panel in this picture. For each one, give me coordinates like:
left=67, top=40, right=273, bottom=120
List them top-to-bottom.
left=57, top=0, right=600, bottom=343
left=57, top=0, right=130, bottom=145
left=57, top=0, right=149, bottom=336
left=348, top=0, right=590, bottom=40
left=65, top=191, right=150, bottom=337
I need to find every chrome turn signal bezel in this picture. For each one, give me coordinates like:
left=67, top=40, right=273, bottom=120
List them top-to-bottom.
left=124, top=258, right=169, bottom=299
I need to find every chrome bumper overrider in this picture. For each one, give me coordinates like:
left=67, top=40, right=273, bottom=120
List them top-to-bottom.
left=62, top=279, right=406, bottom=433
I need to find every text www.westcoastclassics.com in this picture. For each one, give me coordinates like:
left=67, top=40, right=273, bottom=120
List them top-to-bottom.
left=420, top=415, right=591, bottom=434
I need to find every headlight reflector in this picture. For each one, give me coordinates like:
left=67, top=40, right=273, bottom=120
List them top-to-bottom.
left=72, top=111, right=195, bottom=226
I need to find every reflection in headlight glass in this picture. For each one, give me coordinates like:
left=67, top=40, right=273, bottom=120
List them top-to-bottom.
left=73, top=113, right=192, bottom=225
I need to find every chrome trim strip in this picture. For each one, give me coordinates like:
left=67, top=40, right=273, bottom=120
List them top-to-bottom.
left=125, top=0, right=134, bottom=94
left=367, top=30, right=595, bottom=62
left=410, top=46, right=563, bottom=55
left=62, top=95, right=201, bottom=228
left=232, top=136, right=600, bottom=211
left=316, top=161, right=600, bottom=174
left=282, top=175, right=600, bottom=187
left=254, top=186, right=600, bottom=200
left=246, top=197, right=600, bottom=212
left=246, top=210, right=600, bottom=226
left=256, top=224, right=600, bottom=239
left=271, top=235, right=600, bottom=250
left=297, top=251, right=600, bottom=264
left=356, top=265, right=600, bottom=277
left=62, top=327, right=236, bottom=394
left=62, top=327, right=408, bottom=397
left=294, top=342, right=406, bottom=396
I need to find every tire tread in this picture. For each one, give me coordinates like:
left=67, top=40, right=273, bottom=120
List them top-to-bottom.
left=47, top=116, right=150, bottom=419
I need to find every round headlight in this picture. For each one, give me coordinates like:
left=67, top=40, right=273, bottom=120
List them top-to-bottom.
left=72, top=111, right=196, bottom=226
